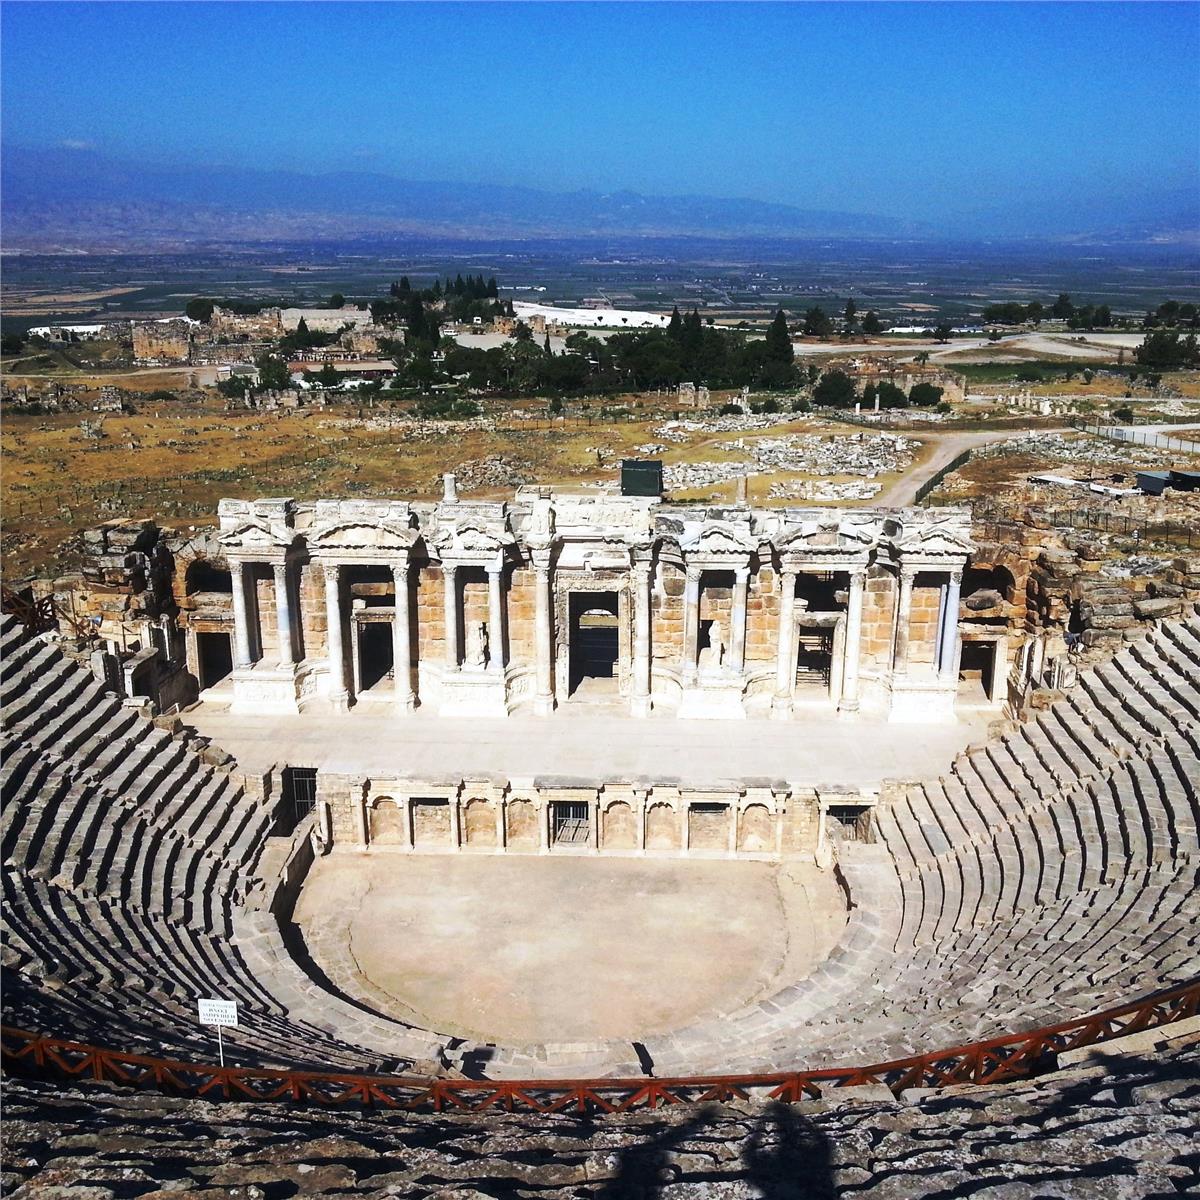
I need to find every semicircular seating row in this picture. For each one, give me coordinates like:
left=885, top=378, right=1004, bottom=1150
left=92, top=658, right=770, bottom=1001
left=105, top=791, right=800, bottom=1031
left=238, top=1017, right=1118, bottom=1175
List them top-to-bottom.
left=630, top=608, right=1200, bottom=1078
left=2, top=609, right=1198, bottom=1082
left=0, top=615, right=449, bottom=1073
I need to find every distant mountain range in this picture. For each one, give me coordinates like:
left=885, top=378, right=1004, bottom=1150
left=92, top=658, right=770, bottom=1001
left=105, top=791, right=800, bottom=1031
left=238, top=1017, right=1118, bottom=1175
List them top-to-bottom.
left=2, top=146, right=1196, bottom=251
left=2, top=146, right=905, bottom=250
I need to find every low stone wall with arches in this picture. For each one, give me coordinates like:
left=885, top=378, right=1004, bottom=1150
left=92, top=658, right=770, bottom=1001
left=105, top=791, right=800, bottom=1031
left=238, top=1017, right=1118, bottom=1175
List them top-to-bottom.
left=315, top=773, right=858, bottom=859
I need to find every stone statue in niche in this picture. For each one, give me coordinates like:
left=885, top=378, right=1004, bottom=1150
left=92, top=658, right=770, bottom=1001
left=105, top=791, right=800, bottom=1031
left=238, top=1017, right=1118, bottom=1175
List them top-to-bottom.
left=699, top=618, right=726, bottom=672
left=465, top=620, right=489, bottom=669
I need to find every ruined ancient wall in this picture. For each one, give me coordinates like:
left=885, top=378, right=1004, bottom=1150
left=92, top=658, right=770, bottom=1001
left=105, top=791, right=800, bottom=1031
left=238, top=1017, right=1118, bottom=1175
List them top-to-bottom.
left=132, top=321, right=192, bottom=364
left=312, top=775, right=838, bottom=860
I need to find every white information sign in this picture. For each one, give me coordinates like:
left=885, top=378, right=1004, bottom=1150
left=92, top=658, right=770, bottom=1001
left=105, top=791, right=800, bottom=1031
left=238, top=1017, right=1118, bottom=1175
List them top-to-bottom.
left=197, top=998, right=238, bottom=1066
left=197, top=998, right=239, bottom=1027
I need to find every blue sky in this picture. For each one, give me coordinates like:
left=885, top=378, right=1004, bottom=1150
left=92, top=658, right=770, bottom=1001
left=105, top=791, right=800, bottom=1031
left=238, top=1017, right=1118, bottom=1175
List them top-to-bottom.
left=2, top=1, right=1197, bottom=223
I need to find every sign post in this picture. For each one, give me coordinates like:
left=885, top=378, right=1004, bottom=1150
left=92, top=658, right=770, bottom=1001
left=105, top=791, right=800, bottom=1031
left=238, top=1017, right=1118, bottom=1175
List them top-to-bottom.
left=197, top=998, right=239, bottom=1067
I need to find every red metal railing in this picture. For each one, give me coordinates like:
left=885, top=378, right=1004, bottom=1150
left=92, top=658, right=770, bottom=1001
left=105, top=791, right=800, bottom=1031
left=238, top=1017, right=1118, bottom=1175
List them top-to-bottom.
left=4, top=979, right=1197, bottom=1113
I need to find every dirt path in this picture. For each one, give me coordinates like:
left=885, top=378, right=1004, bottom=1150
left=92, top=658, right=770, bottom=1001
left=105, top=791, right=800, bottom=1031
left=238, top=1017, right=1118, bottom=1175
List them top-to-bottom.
left=875, top=426, right=1067, bottom=507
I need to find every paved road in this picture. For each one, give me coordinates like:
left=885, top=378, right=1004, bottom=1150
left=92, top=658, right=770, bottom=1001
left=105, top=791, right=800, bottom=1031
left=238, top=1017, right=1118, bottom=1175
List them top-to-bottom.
left=875, top=426, right=1066, bottom=507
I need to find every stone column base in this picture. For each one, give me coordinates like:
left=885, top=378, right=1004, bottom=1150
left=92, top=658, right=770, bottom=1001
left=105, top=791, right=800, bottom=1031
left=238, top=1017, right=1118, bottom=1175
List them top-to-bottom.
left=230, top=663, right=303, bottom=716
left=439, top=668, right=512, bottom=718
left=886, top=676, right=958, bottom=724
left=678, top=678, right=746, bottom=720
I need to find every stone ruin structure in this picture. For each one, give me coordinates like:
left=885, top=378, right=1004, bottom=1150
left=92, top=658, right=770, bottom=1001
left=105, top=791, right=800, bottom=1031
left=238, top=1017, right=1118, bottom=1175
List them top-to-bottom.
left=131, top=319, right=194, bottom=364
left=212, top=480, right=976, bottom=725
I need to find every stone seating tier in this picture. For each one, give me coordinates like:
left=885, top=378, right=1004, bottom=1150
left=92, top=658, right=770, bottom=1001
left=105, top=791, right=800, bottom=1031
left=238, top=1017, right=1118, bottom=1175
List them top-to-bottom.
left=1, top=609, right=1198, bottom=1082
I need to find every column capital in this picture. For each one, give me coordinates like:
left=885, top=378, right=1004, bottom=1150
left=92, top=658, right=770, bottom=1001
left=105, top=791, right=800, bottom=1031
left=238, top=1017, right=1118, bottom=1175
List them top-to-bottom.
left=391, top=560, right=409, bottom=581
left=899, top=563, right=918, bottom=582
left=733, top=564, right=751, bottom=582
left=849, top=565, right=869, bottom=584
left=780, top=566, right=798, bottom=588
left=949, top=567, right=964, bottom=585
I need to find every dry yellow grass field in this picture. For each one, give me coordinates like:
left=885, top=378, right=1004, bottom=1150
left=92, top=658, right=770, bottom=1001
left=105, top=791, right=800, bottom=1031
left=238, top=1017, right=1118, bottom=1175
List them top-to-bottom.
left=2, top=395, right=888, bottom=578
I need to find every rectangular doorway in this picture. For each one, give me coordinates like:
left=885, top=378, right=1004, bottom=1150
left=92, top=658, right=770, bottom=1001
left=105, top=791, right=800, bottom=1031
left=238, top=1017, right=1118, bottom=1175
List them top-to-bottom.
left=569, top=591, right=620, bottom=696
left=357, top=621, right=394, bottom=692
left=197, top=631, right=233, bottom=689
left=281, top=766, right=318, bottom=832
left=552, top=801, right=590, bottom=846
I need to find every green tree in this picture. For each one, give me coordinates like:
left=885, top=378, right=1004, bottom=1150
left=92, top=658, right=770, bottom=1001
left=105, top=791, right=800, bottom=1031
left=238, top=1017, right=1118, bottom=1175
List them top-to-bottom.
left=329, top=292, right=345, bottom=309
left=1052, top=293, right=1074, bottom=319
left=185, top=297, right=215, bottom=323
left=844, top=298, right=857, bottom=325
left=667, top=306, right=683, bottom=341
left=803, top=306, right=834, bottom=337
left=765, top=309, right=793, bottom=363
left=862, top=311, right=882, bottom=335
left=934, top=322, right=953, bottom=343
left=1135, top=330, right=1200, bottom=369
left=1, top=332, right=25, bottom=356
left=256, top=354, right=291, bottom=391
left=316, top=362, right=340, bottom=388
left=812, top=369, right=857, bottom=407
left=876, top=381, right=908, bottom=408
left=908, top=381, right=944, bottom=406
left=1112, top=404, right=1135, bottom=424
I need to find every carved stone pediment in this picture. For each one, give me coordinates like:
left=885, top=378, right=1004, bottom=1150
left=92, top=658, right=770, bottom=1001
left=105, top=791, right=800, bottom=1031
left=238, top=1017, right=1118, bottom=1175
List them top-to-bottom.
left=217, top=497, right=297, bottom=549
left=892, top=512, right=975, bottom=558
left=777, top=515, right=875, bottom=555
left=432, top=517, right=514, bottom=557
left=217, top=520, right=293, bottom=550
left=678, top=520, right=757, bottom=560
left=309, top=521, right=417, bottom=552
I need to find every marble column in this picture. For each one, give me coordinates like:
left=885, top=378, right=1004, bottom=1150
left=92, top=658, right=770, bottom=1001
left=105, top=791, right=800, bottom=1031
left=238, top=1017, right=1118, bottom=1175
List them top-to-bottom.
left=533, top=558, right=555, bottom=716
left=231, top=560, right=254, bottom=669
left=631, top=560, right=653, bottom=717
left=272, top=561, right=294, bottom=667
left=391, top=561, right=415, bottom=709
left=323, top=562, right=348, bottom=709
left=442, top=563, right=459, bottom=670
left=486, top=563, right=505, bottom=672
left=682, top=565, right=701, bottom=686
left=730, top=565, right=750, bottom=674
left=892, top=566, right=915, bottom=676
left=772, top=568, right=798, bottom=717
left=840, top=568, right=866, bottom=713
left=939, top=568, right=963, bottom=680
left=495, top=799, right=506, bottom=848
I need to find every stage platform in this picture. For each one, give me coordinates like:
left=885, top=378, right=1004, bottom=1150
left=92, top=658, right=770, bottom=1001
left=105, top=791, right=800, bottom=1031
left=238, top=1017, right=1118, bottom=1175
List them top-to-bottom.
left=184, top=700, right=989, bottom=791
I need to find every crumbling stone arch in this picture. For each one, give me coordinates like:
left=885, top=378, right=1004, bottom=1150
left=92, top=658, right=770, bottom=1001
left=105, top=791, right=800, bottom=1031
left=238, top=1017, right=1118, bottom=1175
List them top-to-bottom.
left=369, top=797, right=404, bottom=845
left=463, top=797, right=496, bottom=846
left=505, top=798, right=537, bottom=848
left=602, top=800, right=637, bottom=849
left=645, top=801, right=679, bottom=850
left=738, top=803, right=773, bottom=853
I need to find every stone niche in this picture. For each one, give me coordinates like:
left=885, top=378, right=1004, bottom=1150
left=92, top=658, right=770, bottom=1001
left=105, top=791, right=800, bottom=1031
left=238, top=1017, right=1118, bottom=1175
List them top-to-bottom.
left=411, top=798, right=452, bottom=847
left=505, top=798, right=539, bottom=848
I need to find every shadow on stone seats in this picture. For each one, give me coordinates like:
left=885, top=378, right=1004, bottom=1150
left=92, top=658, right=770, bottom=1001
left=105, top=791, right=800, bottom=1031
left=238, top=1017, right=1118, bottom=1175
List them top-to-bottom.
left=595, top=1103, right=835, bottom=1200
